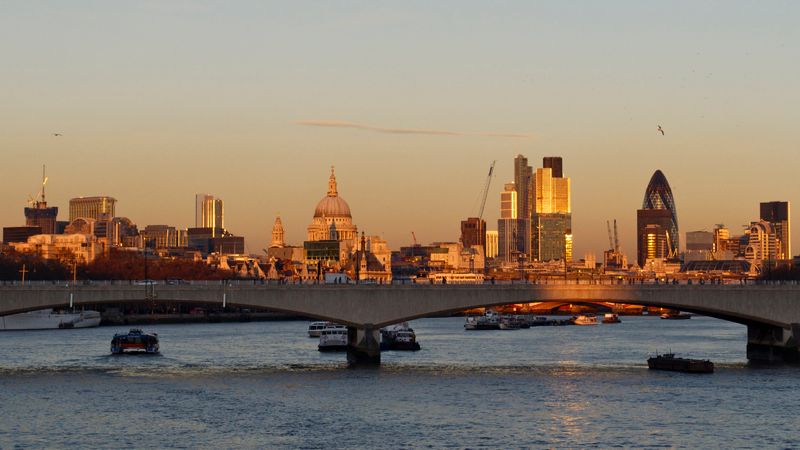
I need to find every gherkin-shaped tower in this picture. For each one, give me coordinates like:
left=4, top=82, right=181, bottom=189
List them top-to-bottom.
left=637, top=170, right=679, bottom=266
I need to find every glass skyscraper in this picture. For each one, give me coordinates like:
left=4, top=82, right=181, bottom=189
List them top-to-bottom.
left=636, top=170, right=679, bottom=267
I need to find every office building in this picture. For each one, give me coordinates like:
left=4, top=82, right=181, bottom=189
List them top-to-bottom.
left=513, top=155, right=532, bottom=258
left=532, top=157, right=572, bottom=262
left=636, top=170, right=679, bottom=267
left=497, top=183, right=519, bottom=263
left=195, top=194, right=224, bottom=236
left=69, top=196, right=116, bottom=222
left=760, top=201, right=790, bottom=259
left=460, top=217, right=486, bottom=253
left=3, top=226, right=41, bottom=244
left=485, top=230, right=498, bottom=259
left=685, top=231, right=714, bottom=262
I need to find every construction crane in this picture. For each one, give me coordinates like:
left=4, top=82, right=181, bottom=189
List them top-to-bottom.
left=477, top=161, right=496, bottom=221
left=607, top=220, right=614, bottom=250
left=411, top=231, right=418, bottom=246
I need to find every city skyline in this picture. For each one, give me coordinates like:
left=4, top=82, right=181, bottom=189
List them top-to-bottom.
left=1, top=2, right=798, bottom=257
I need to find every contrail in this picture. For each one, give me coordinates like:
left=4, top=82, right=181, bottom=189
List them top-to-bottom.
left=295, top=120, right=533, bottom=139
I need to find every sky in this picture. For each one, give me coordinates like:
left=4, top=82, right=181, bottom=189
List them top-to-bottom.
left=1, top=1, right=798, bottom=258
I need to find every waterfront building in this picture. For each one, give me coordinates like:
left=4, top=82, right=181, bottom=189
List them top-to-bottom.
left=532, top=157, right=572, bottom=262
left=306, top=167, right=358, bottom=260
left=636, top=170, right=679, bottom=267
left=195, top=194, right=224, bottom=236
left=69, top=196, right=116, bottom=222
left=760, top=201, right=791, bottom=260
left=270, top=216, right=285, bottom=248
left=142, top=225, right=180, bottom=249
left=485, top=230, right=498, bottom=259
left=685, top=231, right=714, bottom=262
left=10, top=233, right=101, bottom=263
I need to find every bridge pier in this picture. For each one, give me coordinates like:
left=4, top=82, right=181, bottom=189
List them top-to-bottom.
left=746, top=323, right=800, bottom=363
left=347, top=325, right=381, bottom=366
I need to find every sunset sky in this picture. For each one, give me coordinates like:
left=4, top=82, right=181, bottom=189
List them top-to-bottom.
left=2, top=1, right=798, bottom=258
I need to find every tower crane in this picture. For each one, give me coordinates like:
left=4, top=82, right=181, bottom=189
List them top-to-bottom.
left=477, top=161, right=496, bottom=221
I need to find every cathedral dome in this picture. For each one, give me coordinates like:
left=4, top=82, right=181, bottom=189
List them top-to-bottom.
left=313, top=167, right=352, bottom=218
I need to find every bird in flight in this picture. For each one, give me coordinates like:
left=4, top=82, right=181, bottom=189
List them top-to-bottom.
left=657, top=125, right=664, bottom=136
left=52, top=133, right=62, bottom=136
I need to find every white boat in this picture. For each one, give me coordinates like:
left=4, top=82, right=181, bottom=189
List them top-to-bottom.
left=0, top=309, right=101, bottom=331
left=572, top=314, right=599, bottom=326
left=308, top=321, right=331, bottom=338
left=318, top=324, right=348, bottom=351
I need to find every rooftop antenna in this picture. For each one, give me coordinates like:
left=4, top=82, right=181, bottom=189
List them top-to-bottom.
left=41, top=165, right=48, bottom=205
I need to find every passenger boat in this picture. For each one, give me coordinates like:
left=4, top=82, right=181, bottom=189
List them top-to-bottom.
left=0, top=309, right=101, bottom=331
left=464, top=311, right=501, bottom=330
left=602, top=313, right=621, bottom=324
left=660, top=313, right=691, bottom=320
left=572, top=314, right=599, bottom=325
left=499, top=317, right=521, bottom=330
left=308, top=321, right=331, bottom=338
left=380, top=323, right=421, bottom=351
left=318, top=325, right=348, bottom=352
left=111, top=329, right=160, bottom=354
left=647, top=353, right=714, bottom=373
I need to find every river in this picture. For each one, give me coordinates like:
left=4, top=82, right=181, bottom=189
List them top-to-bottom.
left=1, top=316, right=797, bottom=448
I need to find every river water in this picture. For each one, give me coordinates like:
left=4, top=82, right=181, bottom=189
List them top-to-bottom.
left=0, top=316, right=797, bottom=448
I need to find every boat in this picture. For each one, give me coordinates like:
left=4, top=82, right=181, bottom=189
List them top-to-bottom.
left=0, top=309, right=101, bottom=331
left=464, top=310, right=501, bottom=330
left=602, top=313, right=621, bottom=324
left=660, top=313, right=691, bottom=320
left=572, top=314, right=599, bottom=325
left=499, top=317, right=521, bottom=330
left=308, top=321, right=331, bottom=338
left=380, top=323, right=421, bottom=351
left=318, top=324, right=348, bottom=352
left=111, top=329, right=160, bottom=354
left=647, top=353, right=714, bottom=373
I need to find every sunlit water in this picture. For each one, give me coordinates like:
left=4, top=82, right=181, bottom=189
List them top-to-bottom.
left=1, top=316, right=798, bottom=448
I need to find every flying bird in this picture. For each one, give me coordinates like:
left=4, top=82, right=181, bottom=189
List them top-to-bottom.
left=657, top=125, right=664, bottom=136
left=52, top=133, right=62, bottom=136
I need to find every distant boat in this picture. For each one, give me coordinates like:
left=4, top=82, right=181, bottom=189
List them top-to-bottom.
left=1, top=309, right=101, bottom=331
left=602, top=313, right=621, bottom=324
left=660, top=313, right=691, bottom=320
left=572, top=314, right=598, bottom=326
left=308, top=321, right=331, bottom=338
left=380, top=323, right=421, bottom=351
left=318, top=324, right=348, bottom=352
left=111, top=329, right=160, bottom=354
left=647, top=353, right=714, bottom=373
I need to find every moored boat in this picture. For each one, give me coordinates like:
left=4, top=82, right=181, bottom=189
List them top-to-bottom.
left=1, top=309, right=101, bottom=331
left=464, top=312, right=500, bottom=330
left=602, top=313, right=621, bottom=324
left=660, top=313, right=691, bottom=320
left=572, top=314, right=598, bottom=326
left=499, top=317, right=521, bottom=330
left=308, top=321, right=331, bottom=338
left=380, top=323, right=421, bottom=351
left=318, top=324, right=348, bottom=352
left=111, top=329, right=160, bottom=354
left=647, top=353, right=714, bottom=373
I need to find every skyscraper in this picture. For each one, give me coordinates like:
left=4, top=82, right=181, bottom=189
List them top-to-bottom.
left=513, top=155, right=532, bottom=258
left=532, top=157, right=572, bottom=262
left=636, top=170, right=679, bottom=267
left=497, top=182, right=519, bottom=263
left=195, top=194, right=224, bottom=235
left=759, top=201, right=790, bottom=259
left=460, top=217, right=486, bottom=251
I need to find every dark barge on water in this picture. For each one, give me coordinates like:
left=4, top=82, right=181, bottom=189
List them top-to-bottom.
left=111, top=328, right=160, bottom=354
left=647, top=353, right=714, bottom=373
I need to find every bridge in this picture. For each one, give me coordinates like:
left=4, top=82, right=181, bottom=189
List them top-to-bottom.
left=1, top=283, right=799, bottom=365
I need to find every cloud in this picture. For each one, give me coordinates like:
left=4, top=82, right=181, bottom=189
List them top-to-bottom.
left=295, top=120, right=533, bottom=139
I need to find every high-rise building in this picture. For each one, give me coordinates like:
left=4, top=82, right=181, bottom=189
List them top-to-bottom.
left=513, top=155, right=532, bottom=258
left=532, top=157, right=572, bottom=262
left=636, top=170, right=679, bottom=267
left=497, top=183, right=519, bottom=263
left=195, top=194, right=224, bottom=237
left=69, top=196, right=116, bottom=222
left=760, top=201, right=790, bottom=259
left=745, top=220, right=781, bottom=265
left=485, top=230, right=498, bottom=259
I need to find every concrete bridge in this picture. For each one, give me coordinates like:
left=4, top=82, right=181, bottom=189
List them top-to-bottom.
left=1, top=283, right=799, bottom=364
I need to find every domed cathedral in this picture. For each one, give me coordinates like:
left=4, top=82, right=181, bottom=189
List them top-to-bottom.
left=306, top=166, right=359, bottom=251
